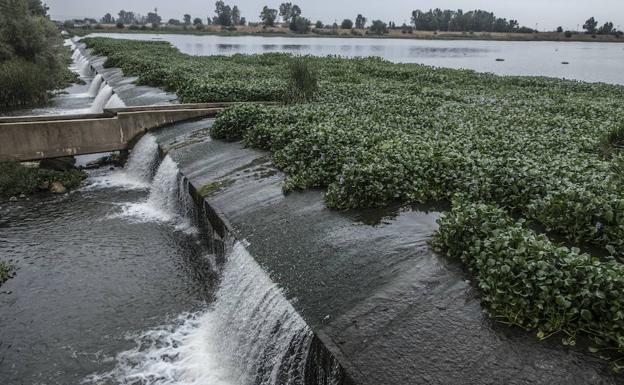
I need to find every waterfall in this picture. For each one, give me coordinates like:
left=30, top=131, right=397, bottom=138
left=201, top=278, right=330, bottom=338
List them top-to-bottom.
left=71, top=49, right=80, bottom=61
left=77, top=56, right=93, bottom=77
left=86, top=74, right=104, bottom=97
left=90, top=85, right=113, bottom=113
left=105, top=94, right=126, bottom=109
left=125, top=134, right=160, bottom=183
left=114, top=156, right=195, bottom=227
left=83, top=243, right=313, bottom=385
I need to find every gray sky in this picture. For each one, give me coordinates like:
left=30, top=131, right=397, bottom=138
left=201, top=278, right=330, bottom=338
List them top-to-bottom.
left=47, top=0, right=624, bottom=31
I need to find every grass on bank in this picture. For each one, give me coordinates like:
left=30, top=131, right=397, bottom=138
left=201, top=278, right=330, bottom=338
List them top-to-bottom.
left=0, top=0, right=80, bottom=110
left=71, top=25, right=624, bottom=43
left=83, top=37, right=624, bottom=359
left=0, top=162, right=86, bottom=199
left=0, top=261, right=12, bottom=287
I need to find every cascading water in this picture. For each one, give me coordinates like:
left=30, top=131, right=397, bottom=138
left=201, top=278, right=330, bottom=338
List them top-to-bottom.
left=77, top=56, right=93, bottom=77
left=87, top=74, right=104, bottom=97
left=90, top=84, right=114, bottom=113
left=105, top=94, right=126, bottom=109
left=125, top=134, right=160, bottom=183
left=84, top=138, right=347, bottom=385
left=115, top=155, right=195, bottom=230
left=84, top=243, right=313, bottom=385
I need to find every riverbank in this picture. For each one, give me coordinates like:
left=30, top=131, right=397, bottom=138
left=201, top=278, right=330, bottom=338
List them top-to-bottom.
left=70, top=25, right=624, bottom=43
left=83, top=36, right=624, bottom=364
left=0, top=161, right=86, bottom=201
left=0, top=261, right=11, bottom=287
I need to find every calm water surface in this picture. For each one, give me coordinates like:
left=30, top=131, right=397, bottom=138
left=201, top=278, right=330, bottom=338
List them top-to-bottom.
left=88, top=33, right=624, bottom=85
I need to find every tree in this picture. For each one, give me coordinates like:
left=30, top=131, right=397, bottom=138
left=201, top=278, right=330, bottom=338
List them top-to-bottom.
left=214, top=1, right=232, bottom=26
left=279, top=3, right=293, bottom=23
left=279, top=3, right=301, bottom=24
left=232, top=5, right=241, bottom=25
left=291, top=5, right=301, bottom=19
left=260, top=6, right=277, bottom=27
left=117, top=10, right=136, bottom=25
left=146, top=10, right=161, bottom=27
left=101, top=13, right=114, bottom=24
left=183, top=14, right=191, bottom=25
left=355, top=14, right=366, bottom=29
left=289, top=16, right=310, bottom=33
left=193, top=17, right=203, bottom=26
left=239, top=17, right=246, bottom=26
left=583, top=17, right=598, bottom=34
left=168, top=19, right=181, bottom=25
left=341, top=19, right=353, bottom=29
left=315, top=20, right=323, bottom=29
left=368, top=20, right=387, bottom=35
left=598, top=22, right=614, bottom=35
left=556, top=26, right=563, bottom=33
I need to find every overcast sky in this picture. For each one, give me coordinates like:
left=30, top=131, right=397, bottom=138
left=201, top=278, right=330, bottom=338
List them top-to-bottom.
left=47, top=0, right=624, bottom=31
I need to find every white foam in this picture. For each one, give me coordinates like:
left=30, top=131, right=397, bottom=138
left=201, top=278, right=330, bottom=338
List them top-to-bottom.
left=87, top=74, right=104, bottom=97
left=90, top=85, right=113, bottom=113
left=105, top=93, right=126, bottom=109
left=83, top=243, right=311, bottom=385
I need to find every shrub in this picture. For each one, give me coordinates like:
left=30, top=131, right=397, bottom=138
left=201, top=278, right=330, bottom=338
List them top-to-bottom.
left=116, top=22, right=124, bottom=29
left=565, top=31, right=573, bottom=38
left=284, top=57, right=318, bottom=104
left=0, top=59, right=50, bottom=107
left=211, top=104, right=275, bottom=141
left=599, top=124, right=624, bottom=157
left=0, top=161, right=86, bottom=198
left=432, top=199, right=624, bottom=353
left=0, top=261, right=12, bottom=286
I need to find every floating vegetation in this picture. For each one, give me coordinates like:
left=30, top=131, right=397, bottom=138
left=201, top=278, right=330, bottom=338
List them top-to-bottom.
left=84, top=37, right=624, bottom=356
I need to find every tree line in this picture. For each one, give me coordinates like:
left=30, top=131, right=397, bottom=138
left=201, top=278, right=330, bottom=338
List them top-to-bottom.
left=1, top=0, right=76, bottom=108
left=90, top=4, right=622, bottom=37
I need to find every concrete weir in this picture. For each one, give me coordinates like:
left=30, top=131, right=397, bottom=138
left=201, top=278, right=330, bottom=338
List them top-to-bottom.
left=0, top=104, right=240, bottom=161
left=153, top=119, right=623, bottom=385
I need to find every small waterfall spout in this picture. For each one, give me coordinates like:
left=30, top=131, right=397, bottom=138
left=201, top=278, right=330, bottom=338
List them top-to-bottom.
left=76, top=56, right=93, bottom=77
left=87, top=74, right=104, bottom=97
left=90, top=85, right=113, bottom=113
left=105, top=94, right=126, bottom=109
left=125, top=134, right=160, bottom=183
left=147, top=157, right=184, bottom=217
left=84, top=243, right=315, bottom=385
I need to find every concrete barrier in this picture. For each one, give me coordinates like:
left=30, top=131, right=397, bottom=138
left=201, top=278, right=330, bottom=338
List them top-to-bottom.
left=0, top=103, right=254, bottom=161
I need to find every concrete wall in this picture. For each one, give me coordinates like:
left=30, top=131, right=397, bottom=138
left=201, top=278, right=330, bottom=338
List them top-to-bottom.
left=0, top=104, right=229, bottom=161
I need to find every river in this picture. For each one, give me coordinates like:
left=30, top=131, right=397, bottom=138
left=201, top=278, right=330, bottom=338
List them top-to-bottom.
left=88, top=33, right=624, bottom=85
left=1, top=36, right=623, bottom=385
left=0, top=41, right=339, bottom=385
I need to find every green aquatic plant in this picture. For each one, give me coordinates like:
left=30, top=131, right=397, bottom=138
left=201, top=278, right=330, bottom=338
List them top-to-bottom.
left=83, top=37, right=624, bottom=257
left=284, top=57, right=318, bottom=104
left=600, top=123, right=624, bottom=157
left=432, top=199, right=624, bottom=356
left=0, top=261, right=12, bottom=286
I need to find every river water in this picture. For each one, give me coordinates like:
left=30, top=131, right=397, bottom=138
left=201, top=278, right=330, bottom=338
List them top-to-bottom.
left=88, top=33, right=624, bottom=85
left=2, top=35, right=623, bottom=385
left=0, top=40, right=335, bottom=384
left=0, top=134, right=319, bottom=385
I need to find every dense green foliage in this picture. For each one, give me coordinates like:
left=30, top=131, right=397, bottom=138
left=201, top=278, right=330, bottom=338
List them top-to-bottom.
left=0, top=0, right=77, bottom=108
left=411, top=9, right=531, bottom=33
left=83, top=36, right=624, bottom=357
left=83, top=37, right=624, bottom=259
left=284, top=58, right=318, bottom=103
left=0, top=161, right=86, bottom=198
left=432, top=200, right=624, bottom=354
left=0, top=260, right=11, bottom=286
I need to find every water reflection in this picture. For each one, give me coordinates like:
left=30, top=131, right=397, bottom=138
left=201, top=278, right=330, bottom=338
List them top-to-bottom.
left=87, top=33, right=624, bottom=85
